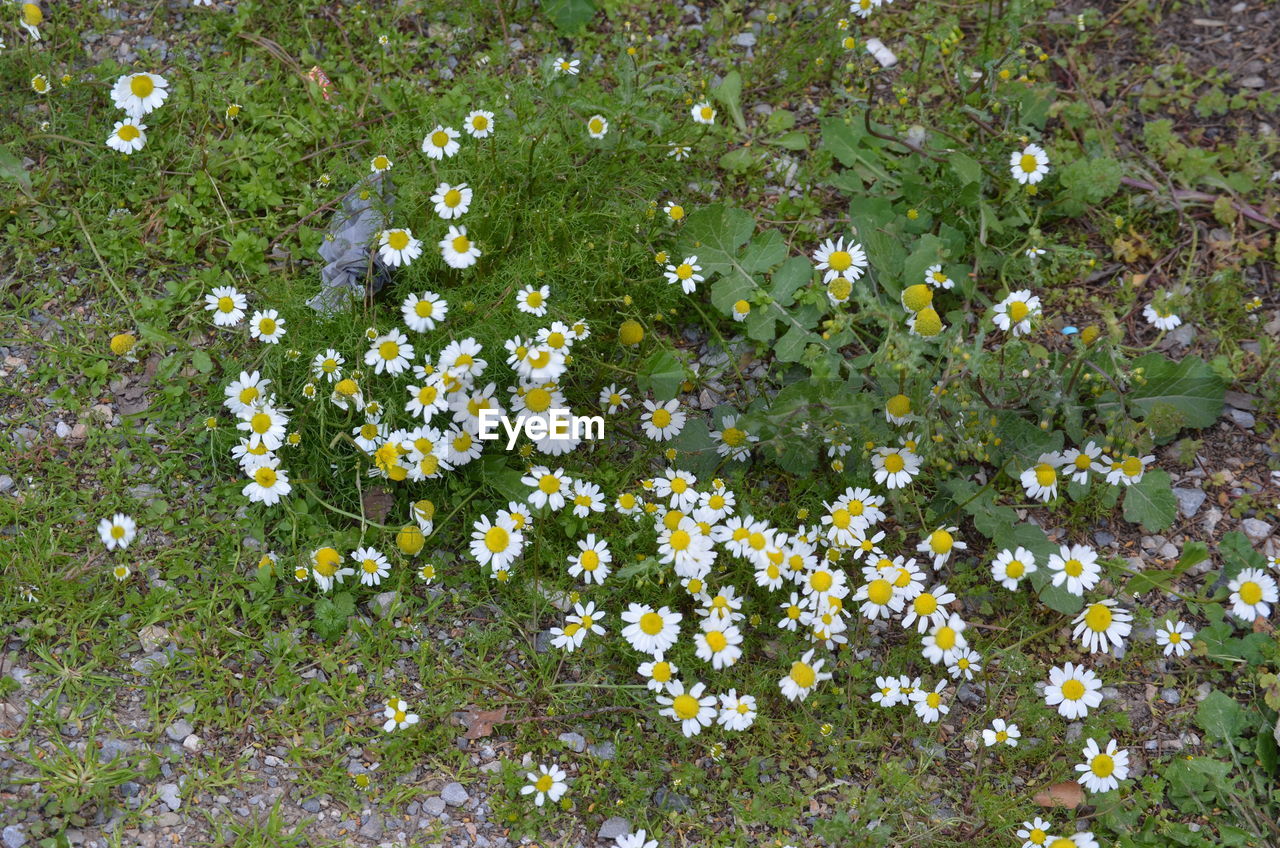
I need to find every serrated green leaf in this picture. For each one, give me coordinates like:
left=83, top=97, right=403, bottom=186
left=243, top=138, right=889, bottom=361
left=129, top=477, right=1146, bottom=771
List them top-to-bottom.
left=542, top=0, right=596, bottom=32
left=774, top=131, right=808, bottom=150
left=0, top=145, right=32, bottom=193
left=775, top=325, right=815, bottom=363
left=1102, top=355, right=1225, bottom=432
left=1122, top=469, right=1177, bottom=532
left=1218, top=530, right=1264, bottom=582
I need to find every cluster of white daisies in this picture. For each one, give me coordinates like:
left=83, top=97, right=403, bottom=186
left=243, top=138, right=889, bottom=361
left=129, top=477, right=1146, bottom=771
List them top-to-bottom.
left=104, top=71, right=170, bottom=155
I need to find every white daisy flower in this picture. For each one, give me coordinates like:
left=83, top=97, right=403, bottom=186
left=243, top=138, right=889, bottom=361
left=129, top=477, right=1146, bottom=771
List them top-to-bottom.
left=553, top=57, right=580, bottom=75
left=111, top=72, right=169, bottom=118
left=691, top=101, right=716, bottom=125
left=464, top=109, right=495, bottom=138
left=586, top=114, right=608, bottom=139
left=105, top=119, right=147, bottom=154
left=421, top=125, right=461, bottom=159
left=1010, top=143, right=1050, bottom=185
left=370, top=154, right=393, bottom=173
left=431, top=181, right=473, bottom=219
left=439, top=225, right=481, bottom=269
left=378, top=228, right=423, bottom=267
left=812, top=236, right=868, bottom=283
left=663, top=255, right=704, bottom=294
left=924, top=263, right=954, bottom=289
left=516, top=284, right=550, bottom=316
left=204, top=285, right=246, bottom=327
left=993, top=290, right=1042, bottom=336
left=401, top=291, right=448, bottom=332
left=249, top=309, right=285, bottom=344
left=364, top=330, right=414, bottom=376
left=640, top=399, right=686, bottom=441
left=1059, top=441, right=1107, bottom=484
left=871, top=445, right=921, bottom=489
left=1020, top=452, right=1062, bottom=502
left=1104, top=453, right=1154, bottom=487
left=242, top=458, right=291, bottom=506
left=97, top=513, right=137, bottom=550
left=1047, top=543, right=1102, bottom=596
left=352, top=546, right=390, bottom=587
left=991, top=547, right=1037, bottom=590
left=1229, top=568, right=1278, bottom=622
left=1072, top=599, right=1133, bottom=655
left=1155, top=619, right=1195, bottom=657
left=778, top=649, right=832, bottom=701
left=1044, top=661, right=1103, bottom=720
left=910, top=679, right=949, bottom=723
left=657, top=680, right=717, bottom=737
left=716, top=689, right=757, bottom=731
left=382, top=697, right=419, bottom=732
left=982, top=718, right=1020, bottom=748
left=1075, top=737, right=1129, bottom=794
left=520, top=763, right=567, bottom=807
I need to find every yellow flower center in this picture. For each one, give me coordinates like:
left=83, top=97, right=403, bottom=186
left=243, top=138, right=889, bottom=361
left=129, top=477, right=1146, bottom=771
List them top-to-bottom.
left=130, top=75, right=154, bottom=98
left=472, top=115, right=488, bottom=130
left=589, top=118, right=605, bottom=134
left=118, top=124, right=141, bottom=142
left=431, top=130, right=450, bottom=147
left=1019, top=153, right=1039, bottom=173
left=443, top=188, right=462, bottom=207
left=668, top=205, right=684, bottom=220
left=387, top=231, right=410, bottom=251
left=451, top=235, right=471, bottom=253
left=828, top=250, right=852, bottom=271
left=675, top=263, right=694, bottom=280
left=902, top=284, right=933, bottom=312
left=414, top=299, right=435, bottom=318
left=1008, top=300, right=1030, bottom=324
left=259, top=318, right=277, bottom=335
left=378, top=341, right=400, bottom=360
left=335, top=378, right=358, bottom=396
left=417, top=385, right=438, bottom=406
left=650, top=409, right=672, bottom=429
left=250, top=412, right=272, bottom=434
left=883, top=452, right=905, bottom=473
left=1074, top=453, right=1093, bottom=470
left=1121, top=456, right=1144, bottom=477
left=1034, top=464, right=1056, bottom=487
left=538, top=474, right=561, bottom=494
left=831, top=508, right=851, bottom=529
left=111, top=525, right=125, bottom=538
left=484, top=527, right=509, bottom=553
left=668, top=530, right=691, bottom=551
left=929, top=530, right=954, bottom=554
left=313, top=547, right=341, bottom=576
left=362, top=558, right=379, bottom=574
left=1064, top=558, right=1084, bottom=577
left=1005, top=559, right=1025, bottom=578
left=810, top=571, right=833, bottom=592
left=867, top=579, right=893, bottom=606
left=1239, top=581, right=1263, bottom=605
left=914, top=593, right=937, bottom=616
left=1084, top=603, right=1113, bottom=632
left=934, top=627, right=956, bottom=650
left=705, top=631, right=728, bottom=652
left=651, top=661, right=671, bottom=682
left=789, top=662, right=816, bottom=689
left=1061, top=679, right=1086, bottom=701
left=926, top=692, right=941, bottom=708
left=672, top=694, right=700, bottom=719
left=1090, top=753, right=1115, bottom=777
left=535, top=774, right=554, bottom=792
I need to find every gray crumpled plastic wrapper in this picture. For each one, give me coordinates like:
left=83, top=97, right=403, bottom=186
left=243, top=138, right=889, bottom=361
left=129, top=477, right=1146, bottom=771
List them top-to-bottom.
left=307, top=172, right=396, bottom=314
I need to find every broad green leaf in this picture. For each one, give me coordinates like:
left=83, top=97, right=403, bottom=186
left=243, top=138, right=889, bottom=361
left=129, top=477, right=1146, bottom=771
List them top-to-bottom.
left=542, top=0, right=596, bottom=32
left=711, top=70, right=746, bottom=131
left=821, top=118, right=867, bottom=168
left=774, top=131, right=809, bottom=150
left=0, top=144, right=32, bottom=193
left=718, top=148, right=754, bottom=173
left=949, top=152, right=982, bottom=187
left=902, top=235, right=947, bottom=295
left=775, top=325, right=815, bottom=363
left=636, top=349, right=685, bottom=400
left=1115, top=355, right=1225, bottom=430
left=1121, top=469, right=1177, bottom=532
left=1217, top=530, right=1264, bottom=582
left=1195, top=691, right=1244, bottom=741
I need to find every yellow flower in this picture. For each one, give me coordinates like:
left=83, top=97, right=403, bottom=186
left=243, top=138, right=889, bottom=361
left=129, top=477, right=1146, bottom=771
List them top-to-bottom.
left=110, top=333, right=137, bottom=356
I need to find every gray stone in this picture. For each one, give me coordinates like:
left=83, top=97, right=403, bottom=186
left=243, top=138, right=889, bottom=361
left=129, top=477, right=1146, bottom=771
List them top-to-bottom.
left=1227, top=408, right=1256, bottom=429
left=0, top=475, right=14, bottom=494
left=1172, top=488, right=1206, bottom=518
left=1242, top=518, right=1273, bottom=542
left=1093, top=531, right=1116, bottom=547
left=1159, top=542, right=1178, bottom=560
left=370, top=591, right=399, bottom=619
left=131, top=652, right=169, bottom=673
left=956, top=682, right=984, bottom=707
left=1161, top=688, right=1181, bottom=705
left=165, top=719, right=193, bottom=742
left=1065, top=722, right=1083, bottom=743
left=557, top=731, right=586, bottom=753
left=99, top=737, right=133, bottom=762
left=586, top=742, right=616, bottom=760
left=120, top=781, right=140, bottom=798
left=157, top=782, right=181, bottom=811
left=440, top=782, right=468, bottom=807
left=652, top=786, right=692, bottom=812
left=423, top=796, right=447, bottom=816
left=301, top=799, right=321, bottom=813
left=155, top=812, right=181, bottom=828
left=359, top=813, right=383, bottom=839
left=597, top=817, right=631, bottom=840
left=2, top=825, right=27, bottom=848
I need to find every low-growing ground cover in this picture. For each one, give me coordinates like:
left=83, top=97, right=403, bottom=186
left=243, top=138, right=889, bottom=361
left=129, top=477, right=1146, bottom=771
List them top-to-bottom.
left=1, top=1, right=1278, bottom=847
